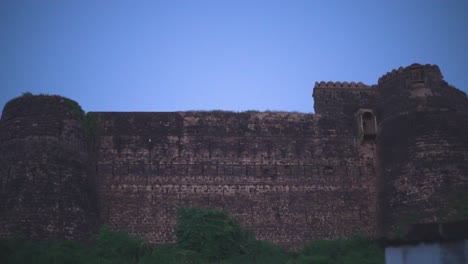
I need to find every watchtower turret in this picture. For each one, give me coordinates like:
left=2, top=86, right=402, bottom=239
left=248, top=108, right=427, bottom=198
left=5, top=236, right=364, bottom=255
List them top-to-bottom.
left=377, top=63, right=468, bottom=121
left=376, top=64, right=468, bottom=237
left=0, top=95, right=97, bottom=240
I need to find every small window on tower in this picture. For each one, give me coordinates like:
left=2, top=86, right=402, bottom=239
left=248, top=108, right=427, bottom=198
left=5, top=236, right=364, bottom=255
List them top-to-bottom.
left=355, top=109, right=377, bottom=141
left=362, top=112, right=376, bottom=134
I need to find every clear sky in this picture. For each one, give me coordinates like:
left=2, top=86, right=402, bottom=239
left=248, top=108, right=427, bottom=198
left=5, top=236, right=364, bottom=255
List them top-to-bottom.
left=1, top=0, right=467, bottom=113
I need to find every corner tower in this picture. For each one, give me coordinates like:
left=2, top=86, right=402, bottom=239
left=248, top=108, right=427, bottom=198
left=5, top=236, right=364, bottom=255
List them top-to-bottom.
left=376, top=64, right=468, bottom=236
left=0, top=95, right=97, bottom=240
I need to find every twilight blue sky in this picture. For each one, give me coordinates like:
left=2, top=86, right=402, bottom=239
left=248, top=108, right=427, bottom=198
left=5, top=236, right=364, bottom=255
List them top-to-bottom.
left=1, top=0, right=467, bottom=113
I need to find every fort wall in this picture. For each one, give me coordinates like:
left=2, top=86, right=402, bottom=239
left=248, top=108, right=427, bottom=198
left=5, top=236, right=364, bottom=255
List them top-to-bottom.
left=0, top=63, right=466, bottom=249
left=93, top=111, right=377, bottom=248
left=378, top=111, right=468, bottom=234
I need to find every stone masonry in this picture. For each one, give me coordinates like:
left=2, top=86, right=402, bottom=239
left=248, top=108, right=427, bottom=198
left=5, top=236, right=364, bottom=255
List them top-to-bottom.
left=0, top=63, right=467, bottom=249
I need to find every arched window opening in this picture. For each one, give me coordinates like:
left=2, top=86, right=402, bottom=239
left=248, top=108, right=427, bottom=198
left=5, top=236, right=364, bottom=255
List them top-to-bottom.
left=355, top=109, right=377, bottom=141
left=362, top=112, right=376, bottom=134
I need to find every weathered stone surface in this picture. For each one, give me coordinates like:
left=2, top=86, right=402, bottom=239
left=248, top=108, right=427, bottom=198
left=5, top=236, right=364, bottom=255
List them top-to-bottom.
left=0, top=64, right=467, bottom=249
left=0, top=95, right=98, bottom=240
left=92, top=111, right=377, bottom=248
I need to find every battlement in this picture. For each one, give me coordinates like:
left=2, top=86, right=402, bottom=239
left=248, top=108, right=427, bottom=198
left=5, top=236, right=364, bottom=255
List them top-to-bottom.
left=377, top=63, right=443, bottom=85
left=312, top=80, right=378, bottom=118
left=314, top=81, right=374, bottom=89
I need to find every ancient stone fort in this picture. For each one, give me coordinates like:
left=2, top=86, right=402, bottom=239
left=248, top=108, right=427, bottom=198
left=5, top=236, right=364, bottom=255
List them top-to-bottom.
left=0, top=63, right=467, bottom=249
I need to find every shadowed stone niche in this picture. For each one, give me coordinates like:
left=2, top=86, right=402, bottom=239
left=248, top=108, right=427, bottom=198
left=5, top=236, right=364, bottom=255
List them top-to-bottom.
left=355, top=109, right=377, bottom=141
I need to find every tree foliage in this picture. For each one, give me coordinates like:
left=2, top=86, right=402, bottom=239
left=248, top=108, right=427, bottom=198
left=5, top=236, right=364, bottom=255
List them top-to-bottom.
left=175, top=206, right=251, bottom=260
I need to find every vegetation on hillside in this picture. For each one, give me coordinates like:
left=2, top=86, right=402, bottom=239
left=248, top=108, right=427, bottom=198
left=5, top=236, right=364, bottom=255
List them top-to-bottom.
left=0, top=206, right=384, bottom=264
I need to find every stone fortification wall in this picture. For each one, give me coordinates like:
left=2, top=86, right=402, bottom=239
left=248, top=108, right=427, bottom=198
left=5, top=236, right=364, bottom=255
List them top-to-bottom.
left=0, top=63, right=466, bottom=249
left=376, top=64, right=468, bottom=236
left=312, top=81, right=378, bottom=133
left=0, top=95, right=97, bottom=240
left=93, top=111, right=378, bottom=248
left=378, top=111, right=468, bottom=235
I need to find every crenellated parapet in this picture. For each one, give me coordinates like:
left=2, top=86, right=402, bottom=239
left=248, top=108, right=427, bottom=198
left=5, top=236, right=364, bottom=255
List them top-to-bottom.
left=376, top=63, right=467, bottom=120
left=377, top=63, right=443, bottom=85
left=377, top=66, right=405, bottom=85
left=312, top=81, right=378, bottom=118
left=314, top=81, right=372, bottom=89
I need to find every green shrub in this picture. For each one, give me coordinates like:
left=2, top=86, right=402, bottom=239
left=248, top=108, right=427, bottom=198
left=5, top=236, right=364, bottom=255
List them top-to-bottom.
left=65, top=98, right=85, bottom=120
left=63, top=100, right=99, bottom=141
left=83, top=112, right=99, bottom=141
left=176, top=206, right=252, bottom=261
left=0, top=208, right=384, bottom=264
left=91, top=225, right=148, bottom=264
left=289, top=235, right=384, bottom=264
left=0, top=238, right=91, bottom=264
left=222, top=240, right=290, bottom=264
left=139, top=245, right=206, bottom=264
